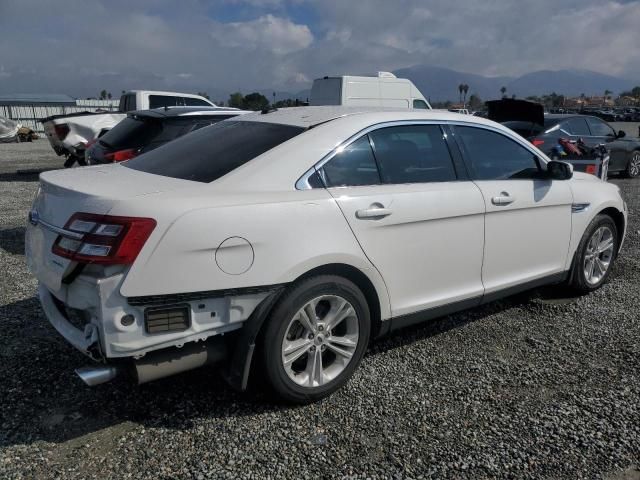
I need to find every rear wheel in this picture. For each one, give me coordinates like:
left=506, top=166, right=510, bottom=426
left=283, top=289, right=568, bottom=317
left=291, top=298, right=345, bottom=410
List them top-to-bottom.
left=625, top=151, right=640, bottom=178
left=567, top=214, right=618, bottom=293
left=260, top=275, right=370, bottom=404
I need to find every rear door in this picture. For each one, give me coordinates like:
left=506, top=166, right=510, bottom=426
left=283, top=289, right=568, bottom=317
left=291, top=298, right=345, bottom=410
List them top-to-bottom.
left=317, top=123, right=485, bottom=317
left=451, top=125, right=573, bottom=296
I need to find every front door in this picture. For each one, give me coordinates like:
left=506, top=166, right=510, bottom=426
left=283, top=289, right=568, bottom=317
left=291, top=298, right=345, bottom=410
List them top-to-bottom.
left=317, top=124, right=486, bottom=317
left=451, top=125, right=573, bottom=296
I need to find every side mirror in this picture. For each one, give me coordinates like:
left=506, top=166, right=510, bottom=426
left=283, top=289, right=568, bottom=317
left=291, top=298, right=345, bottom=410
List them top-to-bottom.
left=617, top=130, right=626, bottom=139
left=547, top=160, right=573, bottom=180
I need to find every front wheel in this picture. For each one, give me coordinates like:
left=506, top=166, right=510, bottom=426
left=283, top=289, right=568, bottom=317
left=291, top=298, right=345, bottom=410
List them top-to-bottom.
left=625, top=151, right=640, bottom=178
left=567, top=214, right=618, bottom=293
left=260, top=275, right=370, bottom=404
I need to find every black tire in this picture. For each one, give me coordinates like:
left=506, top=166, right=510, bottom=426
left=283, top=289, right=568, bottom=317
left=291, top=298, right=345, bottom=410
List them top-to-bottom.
left=625, top=151, right=640, bottom=178
left=63, top=155, right=76, bottom=168
left=566, top=214, right=618, bottom=293
left=260, top=275, right=370, bottom=404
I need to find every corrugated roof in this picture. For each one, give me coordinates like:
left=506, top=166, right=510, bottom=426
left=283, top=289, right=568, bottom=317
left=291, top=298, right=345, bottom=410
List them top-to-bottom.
left=0, top=93, right=76, bottom=105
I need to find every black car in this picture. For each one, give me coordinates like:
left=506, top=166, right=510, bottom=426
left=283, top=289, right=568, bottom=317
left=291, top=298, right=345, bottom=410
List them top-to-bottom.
left=488, top=99, right=640, bottom=178
left=85, top=106, right=246, bottom=164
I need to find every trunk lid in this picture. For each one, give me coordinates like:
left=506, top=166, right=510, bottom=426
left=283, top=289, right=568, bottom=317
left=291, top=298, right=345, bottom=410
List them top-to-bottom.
left=486, top=99, right=545, bottom=126
left=25, top=164, right=195, bottom=292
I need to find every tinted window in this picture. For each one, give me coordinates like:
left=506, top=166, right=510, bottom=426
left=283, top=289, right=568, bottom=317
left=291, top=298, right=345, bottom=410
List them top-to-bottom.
left=120, top=94, right=136, bottom=112
left=149, top=95, right=181, bottom=109
left=183, top=97, right=212, bottom=106
left=413, top=99, right=429, bottom=109
left=99, top=117, right=162, bottom=150
left=564, top=117, right=590, bottom=136
left=586, top=117, right=616, bottom=137
left=125, top=121, right=304, bottom=182
left=501, top=121, right=544, bottom=138
left=369, top=125, right=457, bottom=183
left=455, top=126, right=539, bottom=180
left=321, top=136, right=380, bottom=187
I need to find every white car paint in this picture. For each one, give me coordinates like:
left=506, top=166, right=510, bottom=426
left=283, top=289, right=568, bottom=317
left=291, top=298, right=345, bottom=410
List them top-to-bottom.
left=25, top=106, right=627, bottom=382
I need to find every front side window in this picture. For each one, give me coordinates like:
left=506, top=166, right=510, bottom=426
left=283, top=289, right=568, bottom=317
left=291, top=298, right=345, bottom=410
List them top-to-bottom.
left=183, top=97, right=213, bottom=107
left=413, top=99, right=429, bottom=109
left=586, top=117, right=616, bottom=137
left=125, top=121, right=304, bottom=182
left=369, top=125, right=457, bottom=183
left=454, top=126, right=539, bottom=180
left=321, top=136, right=380, bottom=187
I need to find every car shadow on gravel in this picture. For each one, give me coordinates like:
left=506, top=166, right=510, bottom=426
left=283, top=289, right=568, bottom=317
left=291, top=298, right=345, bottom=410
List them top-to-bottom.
left=0, top=171, right=41, bottom=182
left=0, top=226, right=25, bottom=255
left=0, top=285, right=585, bottom=449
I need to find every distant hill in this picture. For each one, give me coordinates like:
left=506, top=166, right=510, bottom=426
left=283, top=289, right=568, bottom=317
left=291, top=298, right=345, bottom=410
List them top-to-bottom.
left=392, top=65, right=636, bottom=102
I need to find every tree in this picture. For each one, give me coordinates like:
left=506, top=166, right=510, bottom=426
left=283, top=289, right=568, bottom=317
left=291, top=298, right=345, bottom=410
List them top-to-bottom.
left=458, top=83, right=464, bottom=103
left=462, top=84, right=469, bottom=107
left=500, top=86, right=507, bottom=98
left=632, top=86, right=640, bottom=99
left=99, top=89, right=108, bottom=100
left=603, top=89, right=612, bottom=106
left=197, top=91, right=210, bottom=100
left=107, top=92, right=112, bottom=100
left=228, top=92, right=244, bottom=109
left=242, top=92, right=269, bottom=111
left=468, top=93, right=483, bottom=110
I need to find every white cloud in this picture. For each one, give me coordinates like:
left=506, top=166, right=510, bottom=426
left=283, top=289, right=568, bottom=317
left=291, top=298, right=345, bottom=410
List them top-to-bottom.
left=211, top=14, right=313, bottom=54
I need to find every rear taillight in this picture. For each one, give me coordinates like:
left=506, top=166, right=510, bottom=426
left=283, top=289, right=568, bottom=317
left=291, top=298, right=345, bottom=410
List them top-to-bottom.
left=54, top=124, right=70, bottom=141
left=531, top=139, right=545, bottom=147
left=104, top=148, right=138, bottom=162
left=586, top=165, right=597, bottom=175
left=52, top=213, right=156, bottom=265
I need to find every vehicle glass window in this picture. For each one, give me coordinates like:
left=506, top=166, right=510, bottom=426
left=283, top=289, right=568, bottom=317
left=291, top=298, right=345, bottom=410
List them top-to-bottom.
left=120, top=94, right=135, bottom=112
left=149, top=95, right=181, bottom=109
left=183, top=97, right=212, bottom=106
left=413, top=99, right=429, bottom=109
left=99, top=117, right=162, bottom=150
left=564, top=117, right=590, bottom=136
left=586, top=117, right=616, bottom=137
left=125, top=121, right=304, bottom=183
left=501, top=121, right=543, bottom=138
left=369, top=125, right=457, bottom=183
left=454, top=126, right=539, bottom=180
left=320, top=136, right=380, bottom=187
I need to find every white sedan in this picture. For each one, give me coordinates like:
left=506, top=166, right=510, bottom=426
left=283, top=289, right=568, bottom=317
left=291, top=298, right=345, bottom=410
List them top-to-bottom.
left=25, top=107, right=627, bottom=403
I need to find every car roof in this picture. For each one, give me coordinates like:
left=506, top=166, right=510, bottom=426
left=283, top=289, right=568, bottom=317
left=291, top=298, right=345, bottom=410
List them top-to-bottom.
left=128, top=106, right=247, bottom=119
left=236, top=106, right=498, bottom=129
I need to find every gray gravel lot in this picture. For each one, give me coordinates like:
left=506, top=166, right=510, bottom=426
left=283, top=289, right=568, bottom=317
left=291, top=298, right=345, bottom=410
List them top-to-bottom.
left=0, top=141, right=639, bottom=479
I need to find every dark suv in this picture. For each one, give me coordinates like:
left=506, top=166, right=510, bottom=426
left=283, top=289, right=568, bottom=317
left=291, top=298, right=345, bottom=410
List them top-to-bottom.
left=85, top=106, right=247, bottom=164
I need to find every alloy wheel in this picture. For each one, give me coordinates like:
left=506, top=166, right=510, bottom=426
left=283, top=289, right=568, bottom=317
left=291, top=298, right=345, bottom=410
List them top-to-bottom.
left=629, top=152, right=640, bottom=177
left=583, top=225, right=615, bottom=285
left=281, top=295, right=359, bottom=388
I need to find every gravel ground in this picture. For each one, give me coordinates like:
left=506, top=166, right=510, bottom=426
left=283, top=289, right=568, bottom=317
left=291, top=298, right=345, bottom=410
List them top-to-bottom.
left=0, top=142, right=639, bottom=480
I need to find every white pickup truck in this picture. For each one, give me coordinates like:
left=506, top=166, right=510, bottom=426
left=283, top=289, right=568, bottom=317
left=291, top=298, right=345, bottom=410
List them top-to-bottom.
left=42, top=90, right=215, bottom=167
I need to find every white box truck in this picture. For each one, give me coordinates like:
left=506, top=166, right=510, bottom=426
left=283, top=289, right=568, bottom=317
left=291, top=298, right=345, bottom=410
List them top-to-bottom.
left=310, top=72, right=431, bottom=110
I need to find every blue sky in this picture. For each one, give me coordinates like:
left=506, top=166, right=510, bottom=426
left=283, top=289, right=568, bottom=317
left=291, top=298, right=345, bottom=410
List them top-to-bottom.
left=0, top=0, right=639, bottom=99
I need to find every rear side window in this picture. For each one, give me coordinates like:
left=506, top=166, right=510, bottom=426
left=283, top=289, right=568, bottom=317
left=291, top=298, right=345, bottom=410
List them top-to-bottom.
left=149, top=95, right=181, bottom=109
left=183, top=97, right=212, bottom=106
left=413, top=99, right=429, bottom=109
left=564, top=117, right=590, bottom=136
left=586, top=117, right=616, bottom=137
left=125, top=121, right=304, bottom=182
left=369, top=125, right=457, bottom=183
left=454, top=126, right=539, bottom=180
left=321, top=136, right=380, bottom=187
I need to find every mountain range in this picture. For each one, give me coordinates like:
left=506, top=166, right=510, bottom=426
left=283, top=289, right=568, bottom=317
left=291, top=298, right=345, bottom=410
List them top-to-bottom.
left=264, top=66, right=637, bottom=104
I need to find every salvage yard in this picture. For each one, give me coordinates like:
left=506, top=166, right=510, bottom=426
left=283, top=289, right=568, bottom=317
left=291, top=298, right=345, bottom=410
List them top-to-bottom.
left=1, top=141, right=639, bottom=479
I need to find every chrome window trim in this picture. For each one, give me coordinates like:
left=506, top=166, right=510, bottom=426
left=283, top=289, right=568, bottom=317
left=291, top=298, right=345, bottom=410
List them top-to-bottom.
left=296, top=120, right=549, bottom=190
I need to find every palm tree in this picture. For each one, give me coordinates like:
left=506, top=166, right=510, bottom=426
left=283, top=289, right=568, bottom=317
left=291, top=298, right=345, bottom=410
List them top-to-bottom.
left=458, top=84, right=464, bottom=104
left=462, top=84, right=469, bottom=107
left=500, top=86, right=507, bottom=98
left=603, top=89, right=612, bottom=106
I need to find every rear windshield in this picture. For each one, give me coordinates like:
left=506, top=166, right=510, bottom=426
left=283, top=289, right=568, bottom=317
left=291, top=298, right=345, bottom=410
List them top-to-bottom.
left=124, top=121, right=305, bottom=182
left=502, top=121, right=544, bottom=138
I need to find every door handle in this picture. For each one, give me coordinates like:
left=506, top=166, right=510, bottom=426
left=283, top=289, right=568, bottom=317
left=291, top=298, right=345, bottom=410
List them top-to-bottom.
left=491, top=192, right=515, bottom=206
left=355, top=207, right=393, bottom=219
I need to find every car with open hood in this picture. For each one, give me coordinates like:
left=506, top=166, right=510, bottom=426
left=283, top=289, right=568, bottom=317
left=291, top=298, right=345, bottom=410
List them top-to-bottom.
left=26, top=106, right=627, bottom=403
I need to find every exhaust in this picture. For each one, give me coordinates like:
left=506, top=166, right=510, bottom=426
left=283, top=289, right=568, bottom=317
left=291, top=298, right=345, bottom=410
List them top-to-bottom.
left=75, top=365, right=120, bottom=386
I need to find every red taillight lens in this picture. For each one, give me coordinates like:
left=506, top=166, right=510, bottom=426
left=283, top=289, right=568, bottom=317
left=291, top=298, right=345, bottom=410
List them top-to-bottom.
left=54, top=124, right=70, bottom=141
left=85, top=139, right=97, bottom=149
left=531, top=139, right=545, bottom=147
left=104, top=148, right=138, bottom=163
left=586, top=165, right=597, bottom=175
left=52, top=213, right=156, bottom=265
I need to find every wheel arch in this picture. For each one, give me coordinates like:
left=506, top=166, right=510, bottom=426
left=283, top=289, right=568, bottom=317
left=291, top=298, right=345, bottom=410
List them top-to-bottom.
left=598, top=206, right=625, bottom=254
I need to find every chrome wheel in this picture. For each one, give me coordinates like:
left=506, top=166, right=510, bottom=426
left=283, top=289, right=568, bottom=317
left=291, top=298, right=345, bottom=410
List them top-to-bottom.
left=629, top=152, right=640, bottom=177
left=583, top=226, right=615, bottom=285
left=281, top=295, right=359, bottom=388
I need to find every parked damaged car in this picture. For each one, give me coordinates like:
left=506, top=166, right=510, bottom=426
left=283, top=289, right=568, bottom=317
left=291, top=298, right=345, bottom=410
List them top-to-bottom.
left=85, top=106, right=248, bottom=164
left=26, top=107, right=627, bottom=403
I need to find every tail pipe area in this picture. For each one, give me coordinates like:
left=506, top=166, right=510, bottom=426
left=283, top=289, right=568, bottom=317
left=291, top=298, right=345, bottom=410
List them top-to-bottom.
left=75, top=337, right=228, bottom=386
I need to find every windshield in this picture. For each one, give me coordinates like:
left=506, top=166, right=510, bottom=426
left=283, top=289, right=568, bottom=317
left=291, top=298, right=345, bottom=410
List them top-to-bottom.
left=124, top=121, right=305, bottom=183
